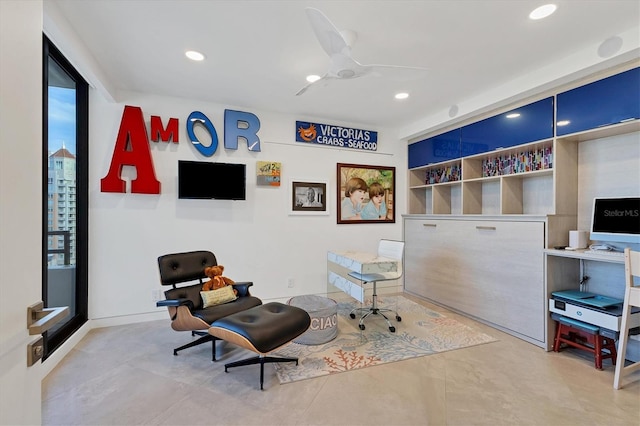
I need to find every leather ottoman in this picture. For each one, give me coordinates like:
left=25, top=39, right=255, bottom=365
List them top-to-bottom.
left=208, top=302, right=310, bottom=389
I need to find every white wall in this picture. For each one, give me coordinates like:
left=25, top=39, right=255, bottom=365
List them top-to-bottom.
left=0, top=1, right=44, bottom=424
left=89, top=91, right=406, bottom=321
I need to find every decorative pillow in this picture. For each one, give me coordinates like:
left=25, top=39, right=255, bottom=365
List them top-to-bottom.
left=201, top=286, right=237, bottom=308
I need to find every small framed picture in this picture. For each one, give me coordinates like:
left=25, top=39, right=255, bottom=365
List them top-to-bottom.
left=256, top=161, right=281, bottom=186
left=337, top=163, right=396, bottom=224
left=289, top=180, right=329, bottom=215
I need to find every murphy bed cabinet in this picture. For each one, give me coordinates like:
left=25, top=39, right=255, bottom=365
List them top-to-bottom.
left=404, top=64, right=639, bottom=350
left=404, top=216, right=546, bottom=346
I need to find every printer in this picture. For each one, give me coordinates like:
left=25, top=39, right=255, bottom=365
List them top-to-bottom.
left=549, top=290, right=640, bottom=338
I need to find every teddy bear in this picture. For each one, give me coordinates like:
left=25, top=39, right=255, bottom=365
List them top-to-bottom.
left=202, top=265, right=237, bottom=295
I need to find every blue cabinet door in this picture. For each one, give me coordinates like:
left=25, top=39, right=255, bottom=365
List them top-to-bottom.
left=556, top=67, right=640, bottom=136
left=460, top=97, right=554, bottom=155
left=408, top=129, right=461, bottom=168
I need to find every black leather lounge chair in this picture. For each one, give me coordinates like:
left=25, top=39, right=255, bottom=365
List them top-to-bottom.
left=156, top=250, right=262, bottom=360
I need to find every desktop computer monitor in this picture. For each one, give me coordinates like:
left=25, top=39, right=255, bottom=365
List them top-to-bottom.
left=590, top=196, right=640, bottom=244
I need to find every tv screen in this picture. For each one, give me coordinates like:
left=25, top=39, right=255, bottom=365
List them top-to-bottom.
left=178, top=160, right=246, bottom=200
left=590, top=197, right=640, bottom=244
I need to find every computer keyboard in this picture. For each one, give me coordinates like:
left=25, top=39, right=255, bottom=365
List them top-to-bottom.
left=588, top=249, right=624, bottom=259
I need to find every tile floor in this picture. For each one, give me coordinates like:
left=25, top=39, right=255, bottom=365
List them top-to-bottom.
left=42, top=294, right=640, bottom=425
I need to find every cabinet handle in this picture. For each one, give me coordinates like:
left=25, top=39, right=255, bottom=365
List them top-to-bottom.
left=423, top=223, right=437, bottom=227
left=476, top=226, right=496, bottom=231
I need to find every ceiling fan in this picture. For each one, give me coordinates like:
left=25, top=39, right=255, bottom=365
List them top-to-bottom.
left=296, top=7, right=428, bottom=96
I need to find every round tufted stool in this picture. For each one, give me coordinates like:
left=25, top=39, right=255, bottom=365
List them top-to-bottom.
left=288, top=295, right=338, bottom=345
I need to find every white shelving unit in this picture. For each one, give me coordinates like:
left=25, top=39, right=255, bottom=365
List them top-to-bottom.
left=409, top=120, right=640, bottom=218
left=409, top=138, right=561, bottom=216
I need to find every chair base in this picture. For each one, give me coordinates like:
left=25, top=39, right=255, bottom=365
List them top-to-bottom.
left=349, top=292, right=401, bottom=332
left=174, top=331, right=218, bottom=361
left=225, top=355, right=299, bottom=390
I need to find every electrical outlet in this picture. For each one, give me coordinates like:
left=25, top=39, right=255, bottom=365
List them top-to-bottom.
left=287, top=278, right=295, bottom=288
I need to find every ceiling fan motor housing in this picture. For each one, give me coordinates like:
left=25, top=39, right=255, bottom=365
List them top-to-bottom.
left=337, top=69, right=357, bottom=79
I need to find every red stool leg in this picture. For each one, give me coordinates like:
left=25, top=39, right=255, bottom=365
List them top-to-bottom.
left=553, top=322, right=563, bottom=352
left=595, top=334, right=603, bottom=370
left=603, top=336, right=617, bottom=365
left=609, top=338, right=617, bottom=365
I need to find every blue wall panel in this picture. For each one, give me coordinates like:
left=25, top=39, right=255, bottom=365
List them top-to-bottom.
left=557, top=67, right=640, bottom=136
left=408, top=68, right=636, bottom=170
left=460, top=97, right=554, bottom=153
left=408, top=129, right=460, bottom=169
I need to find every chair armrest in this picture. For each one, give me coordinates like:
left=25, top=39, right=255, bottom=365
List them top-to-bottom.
left=231, top=281, right=254, bottom=297
left=156, top=298, right=194, bottom=310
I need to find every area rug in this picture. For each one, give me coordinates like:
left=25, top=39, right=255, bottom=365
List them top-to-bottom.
left=273, top=295, right=497, bottom=384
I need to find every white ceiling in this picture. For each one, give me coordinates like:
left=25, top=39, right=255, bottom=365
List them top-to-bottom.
left=50, top=0, right=639, bottom=137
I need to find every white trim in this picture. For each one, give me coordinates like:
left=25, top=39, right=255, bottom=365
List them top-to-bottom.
left=90, top=311, right=167, bottom=329
left=40, top=321, right=91, bottom=378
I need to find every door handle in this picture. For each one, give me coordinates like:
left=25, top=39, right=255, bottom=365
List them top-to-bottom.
left=27, top=301, right=69, bottom=335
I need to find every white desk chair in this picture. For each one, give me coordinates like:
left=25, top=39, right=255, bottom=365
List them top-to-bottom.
left=348, top=239, right=404, bottom=332
left=613, top=248, right=640, bottom=389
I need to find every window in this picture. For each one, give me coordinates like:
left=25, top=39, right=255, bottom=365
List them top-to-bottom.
left=42, top=36, right=88, bottom=358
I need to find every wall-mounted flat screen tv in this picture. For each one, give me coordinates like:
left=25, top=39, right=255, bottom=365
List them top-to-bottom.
left=178, top=160, right=246, bottom=200
left=590, top=196, right=640, bottom=244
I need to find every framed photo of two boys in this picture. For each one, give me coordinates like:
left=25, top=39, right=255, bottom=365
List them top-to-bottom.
left=337, top=163, right=395, bottom=224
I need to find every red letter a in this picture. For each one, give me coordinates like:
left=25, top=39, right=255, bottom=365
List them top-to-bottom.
left=100, top=105, right=161, bottom=194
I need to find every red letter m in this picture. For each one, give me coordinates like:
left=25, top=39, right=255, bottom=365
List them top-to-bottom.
left=100, top=105, right=161, bottom=194
left=150, top=115, right=179, bottom=143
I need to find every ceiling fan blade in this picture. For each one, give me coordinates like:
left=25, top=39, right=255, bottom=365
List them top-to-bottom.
left=305, top=8, right=350, bottom=57
left=367, top=64, right=429, bottom=81
left=295, top=75, right=333, bottom=96
left=295, top=85, right=311, bottom=97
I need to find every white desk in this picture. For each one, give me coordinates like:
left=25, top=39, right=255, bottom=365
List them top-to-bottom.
left=544, top=247, right=631, bottom=351
left=544, top=248, right=625, bottom=264
left=327, top=251, right=398, bottom=302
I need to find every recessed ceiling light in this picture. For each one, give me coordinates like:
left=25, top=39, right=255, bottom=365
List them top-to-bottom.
left=529, top=4, right=557, bottom=20
left=185, top=50, right=205, bottom=61
left=306, top=75, right=321, bottom=83
left=395, top=92, right=409, bottom=100
left=506, top=113, right=521, bottom=119
left=557, top=120, right=571, bottom=126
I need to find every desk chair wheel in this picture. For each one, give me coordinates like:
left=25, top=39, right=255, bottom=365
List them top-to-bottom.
left=350, top=313, right=356, bottom=319
left=396, top=315, right=402, bottom=322
left=359, top=323, right=365, bottom=330
left=389, top=326, right=396, bottom=333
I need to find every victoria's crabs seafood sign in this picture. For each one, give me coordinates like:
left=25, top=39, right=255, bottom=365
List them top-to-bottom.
left=296, top=121, right=378, bottom=151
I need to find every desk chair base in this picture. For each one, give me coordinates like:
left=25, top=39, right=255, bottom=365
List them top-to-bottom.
left=349, top=292, right=401, bottom=332
left=224, top=355, right=299, bottom=390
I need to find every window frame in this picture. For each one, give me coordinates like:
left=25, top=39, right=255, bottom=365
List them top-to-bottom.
left=42, top=35, right=89, bottom=358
